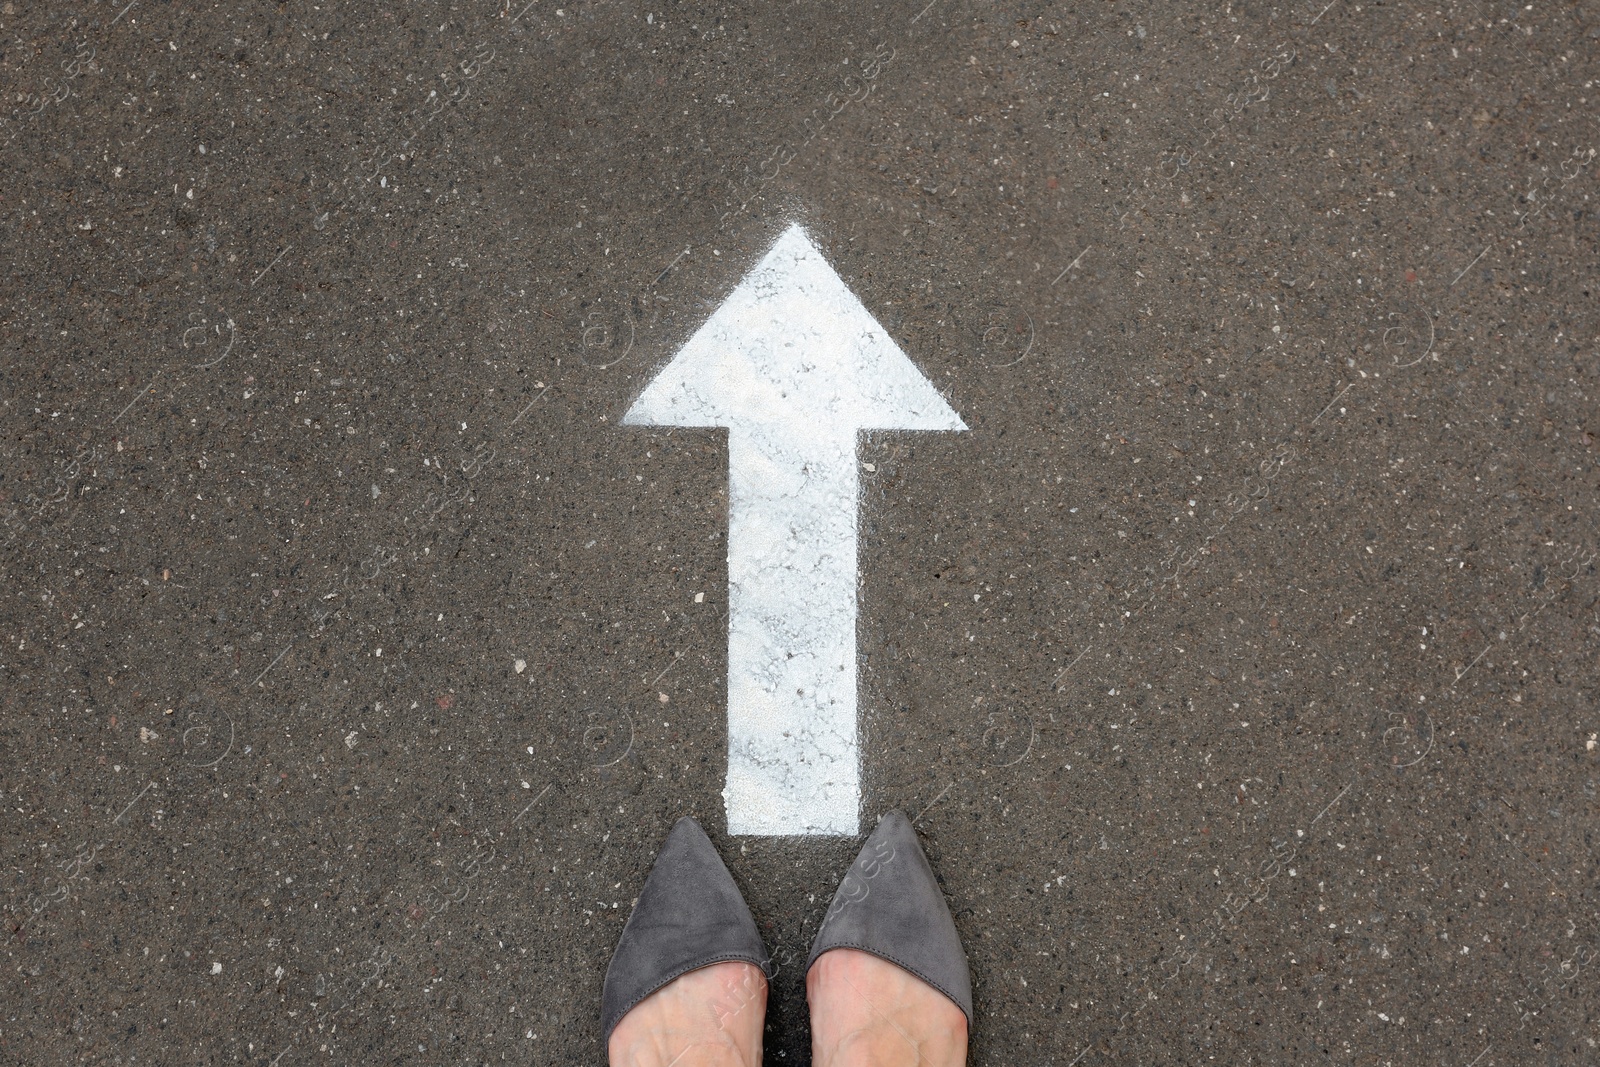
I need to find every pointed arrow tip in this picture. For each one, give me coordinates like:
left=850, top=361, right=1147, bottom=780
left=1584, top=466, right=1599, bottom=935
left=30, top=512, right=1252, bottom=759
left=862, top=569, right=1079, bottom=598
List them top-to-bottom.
left=624, top=225, right=965, bottom=434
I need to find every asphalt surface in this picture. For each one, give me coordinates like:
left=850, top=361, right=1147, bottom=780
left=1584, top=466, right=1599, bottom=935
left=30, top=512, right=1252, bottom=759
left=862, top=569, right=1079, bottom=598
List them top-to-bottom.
left=3, top=1, right=1599, bottom=1064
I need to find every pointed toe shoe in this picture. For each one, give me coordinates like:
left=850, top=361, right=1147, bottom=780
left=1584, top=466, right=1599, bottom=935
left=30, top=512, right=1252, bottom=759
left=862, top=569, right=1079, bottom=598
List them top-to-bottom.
left=805, top=809, right=972, bottom=1025
left=601, top=816, right=771, bottom=1042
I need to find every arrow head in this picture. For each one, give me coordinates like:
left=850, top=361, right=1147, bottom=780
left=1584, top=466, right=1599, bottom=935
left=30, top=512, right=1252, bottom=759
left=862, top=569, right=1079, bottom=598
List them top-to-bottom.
left=624, top=225, right=966, bottom=436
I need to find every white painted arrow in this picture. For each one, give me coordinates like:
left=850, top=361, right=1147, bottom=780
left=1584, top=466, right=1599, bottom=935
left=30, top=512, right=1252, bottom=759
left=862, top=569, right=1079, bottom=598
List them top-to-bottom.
left=624, top=225, right=966, bottom=835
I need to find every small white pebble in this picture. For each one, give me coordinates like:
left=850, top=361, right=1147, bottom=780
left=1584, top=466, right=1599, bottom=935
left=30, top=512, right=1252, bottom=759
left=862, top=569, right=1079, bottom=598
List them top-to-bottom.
left=694, top=592, right=705, bottom=603
left=514, top=658, right=527, bottom=674
left=211, top=962, right=222, bottom=975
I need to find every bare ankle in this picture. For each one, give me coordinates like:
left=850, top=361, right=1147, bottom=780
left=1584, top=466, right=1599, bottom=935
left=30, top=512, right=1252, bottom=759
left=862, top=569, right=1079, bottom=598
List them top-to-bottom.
left=807, top=949, right=967, bottom=1067
left=607, top=961, right=767, bottom=1067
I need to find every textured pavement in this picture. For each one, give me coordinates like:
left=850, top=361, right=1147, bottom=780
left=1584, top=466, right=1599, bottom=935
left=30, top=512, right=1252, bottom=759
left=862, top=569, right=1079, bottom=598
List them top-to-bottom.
left=2, top=1, right=1598, bottom=1063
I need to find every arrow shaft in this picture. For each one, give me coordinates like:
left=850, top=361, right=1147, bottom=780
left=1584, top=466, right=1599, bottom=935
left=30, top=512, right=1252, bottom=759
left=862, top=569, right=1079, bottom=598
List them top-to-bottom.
left=722, top=429, right=859, bottom=834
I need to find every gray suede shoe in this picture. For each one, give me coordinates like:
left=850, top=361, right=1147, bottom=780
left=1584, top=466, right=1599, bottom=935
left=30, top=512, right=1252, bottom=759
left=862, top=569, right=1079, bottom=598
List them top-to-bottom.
left=805, top=809, right=973, bottom=1026
left=601, top=816, right=772, bottom=1043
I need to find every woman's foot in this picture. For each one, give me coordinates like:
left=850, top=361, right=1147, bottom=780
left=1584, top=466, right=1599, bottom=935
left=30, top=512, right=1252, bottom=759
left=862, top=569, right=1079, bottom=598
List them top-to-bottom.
left=601, top=818, right=772, bottom=1062
left=807, top=947, right=968, bottom=1067
left=607, top=960, right=767, bottom=1067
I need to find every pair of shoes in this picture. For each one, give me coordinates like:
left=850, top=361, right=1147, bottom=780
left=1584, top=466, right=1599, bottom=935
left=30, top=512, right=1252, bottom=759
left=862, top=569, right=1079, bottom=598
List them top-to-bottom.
left=601, top=810, right=972, bottom=1044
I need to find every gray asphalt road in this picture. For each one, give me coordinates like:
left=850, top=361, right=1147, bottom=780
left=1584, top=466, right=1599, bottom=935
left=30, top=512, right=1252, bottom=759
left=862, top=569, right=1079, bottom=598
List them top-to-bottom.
left=3, top=1, right=1598, bottom=1063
